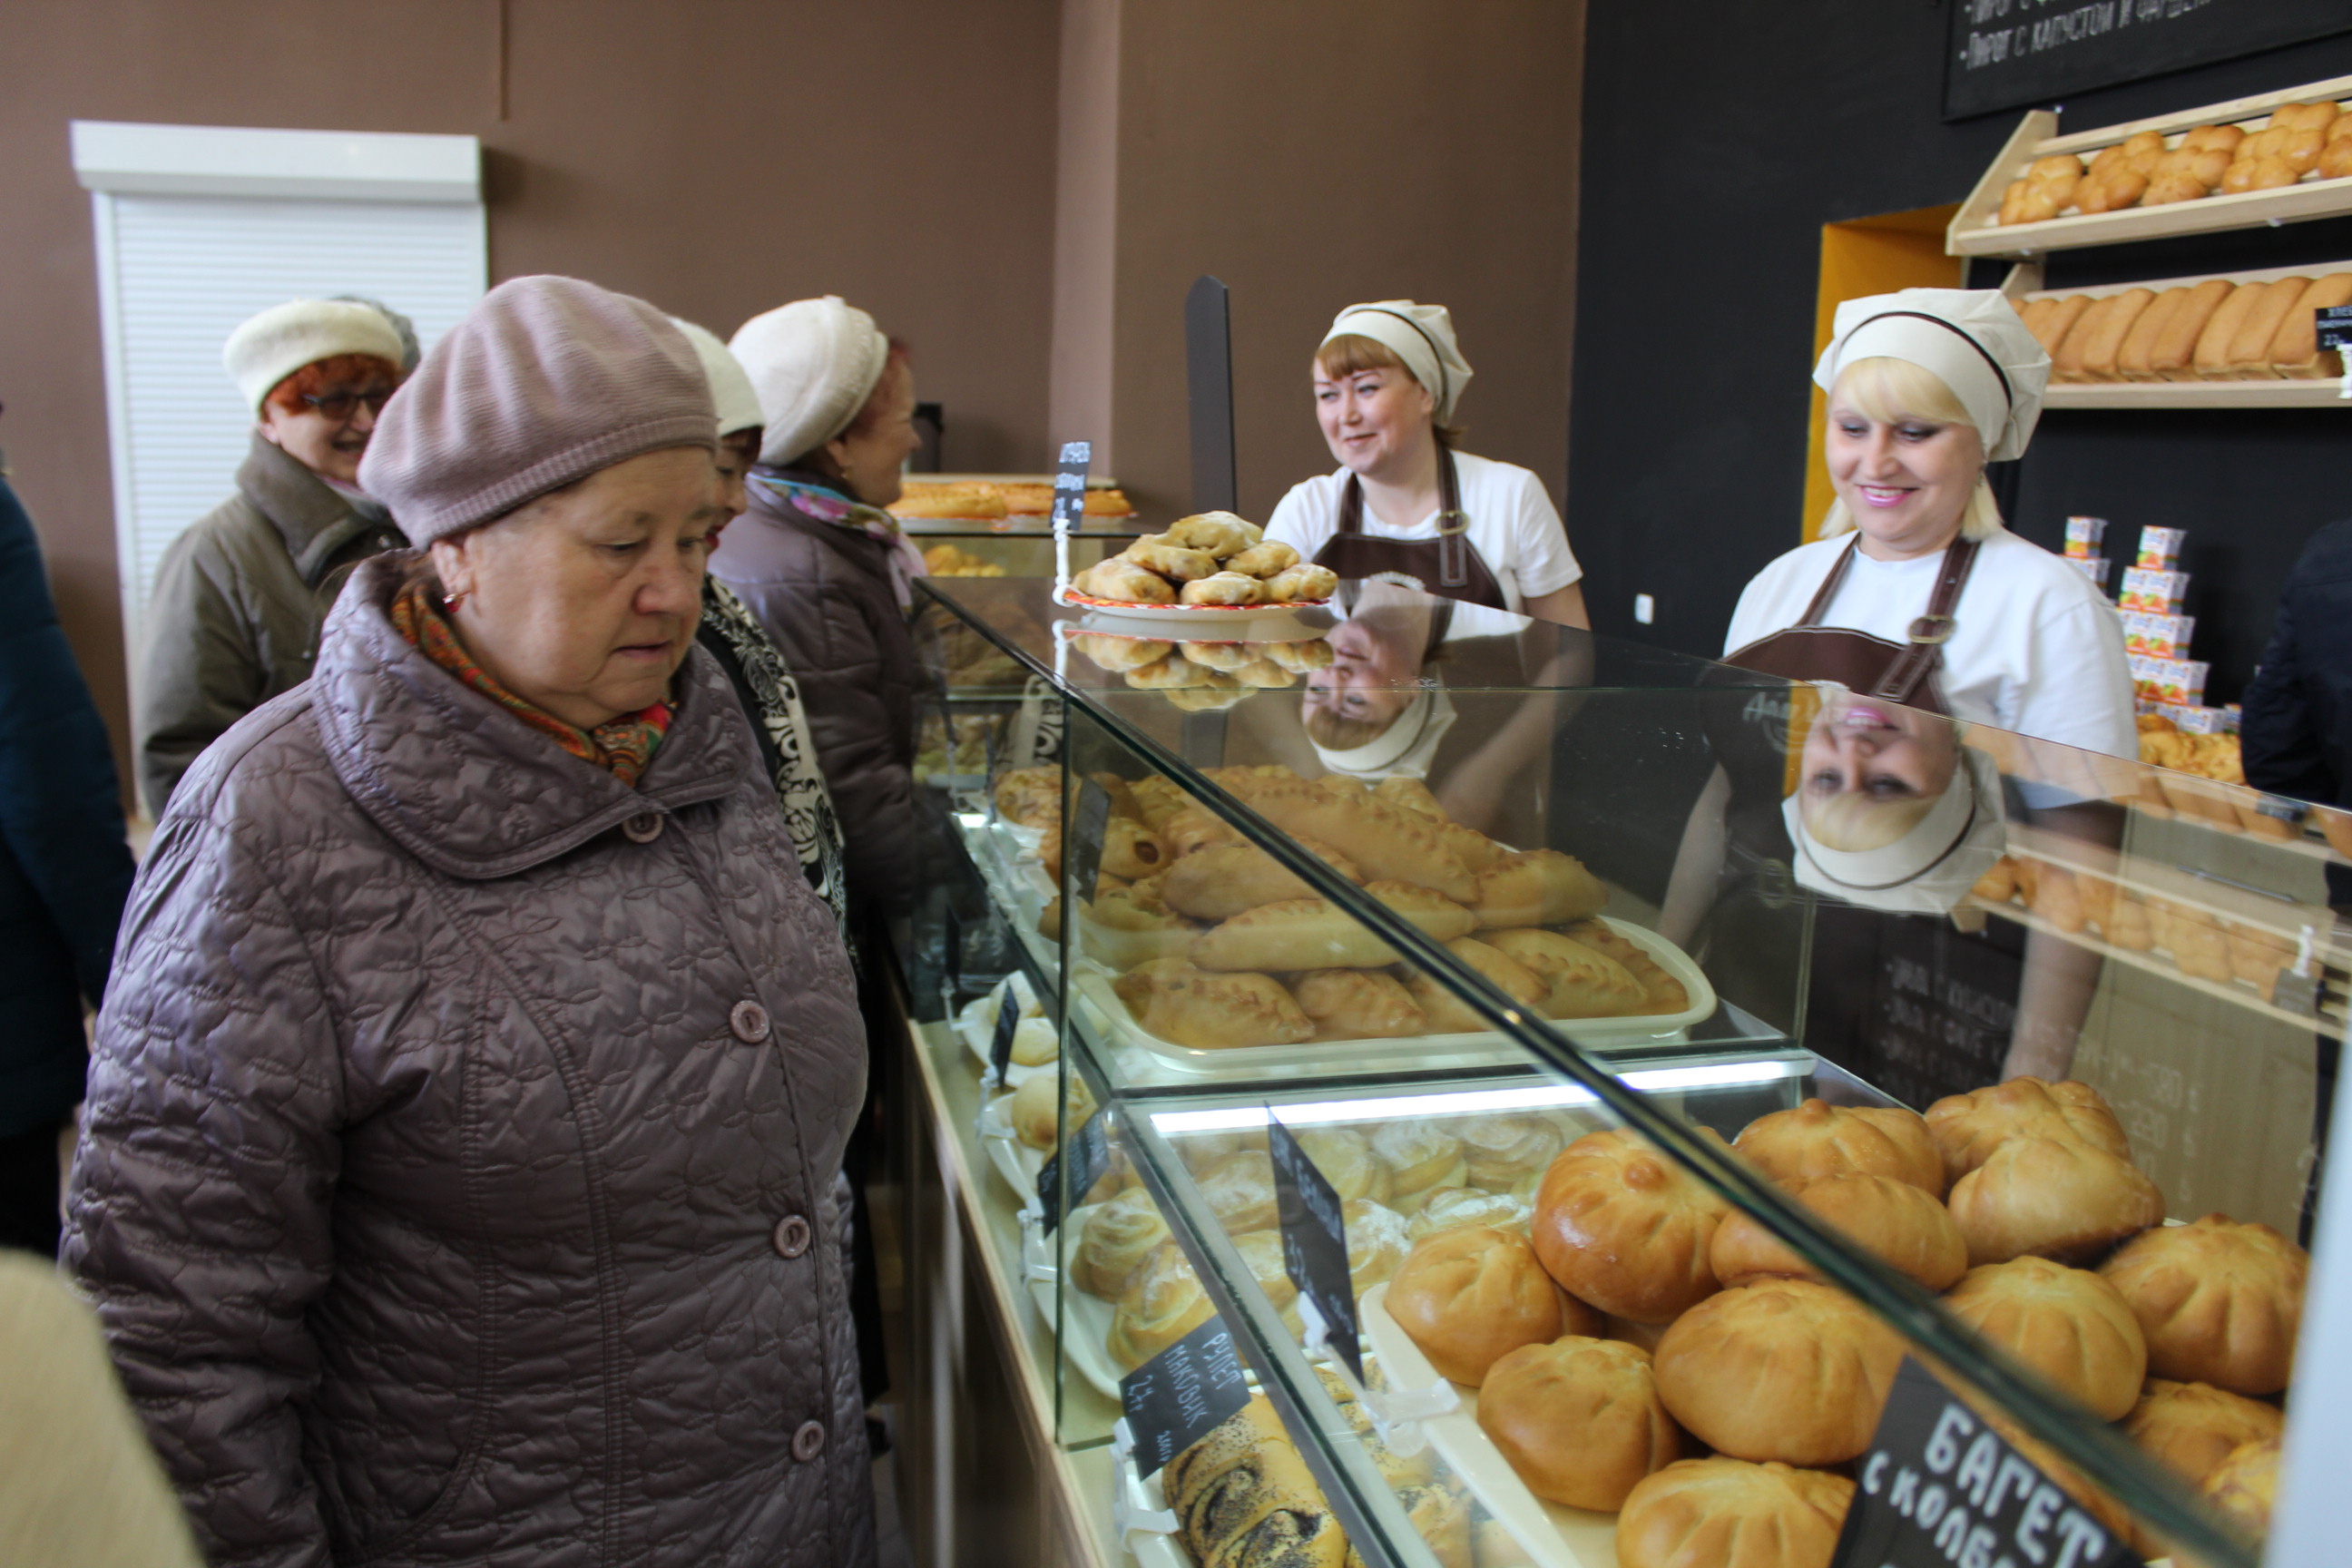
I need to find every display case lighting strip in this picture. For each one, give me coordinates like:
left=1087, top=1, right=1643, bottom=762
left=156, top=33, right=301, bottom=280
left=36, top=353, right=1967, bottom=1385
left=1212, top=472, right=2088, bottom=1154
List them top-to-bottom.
left=1148, top=1060, right=1799, bottom=1135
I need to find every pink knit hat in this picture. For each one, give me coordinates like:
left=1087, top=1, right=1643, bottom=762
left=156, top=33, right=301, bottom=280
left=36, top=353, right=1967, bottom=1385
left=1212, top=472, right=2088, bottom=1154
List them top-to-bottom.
left=362, top=274, right=717, bottom=545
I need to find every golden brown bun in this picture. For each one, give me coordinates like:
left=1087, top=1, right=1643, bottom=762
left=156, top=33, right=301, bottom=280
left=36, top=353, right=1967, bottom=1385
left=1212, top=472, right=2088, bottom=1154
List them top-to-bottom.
left=2182, top=123, right=2247, bottom=156
left=2325, top=136, right=2352, bottom=180
left=2077, top=168, right=2148, bottom=214
left=2272, top=271, right=2352, bottom=377
left=2230, top=276, right=2311, bottom=375
left=2150, top=278, right=2235, bottom=380
left=2192, top=281, right=2265, bottom=375
left=2116, top=287, right=2190, bottom=379
left=2084, top=288, right=2157, bottom=377
left=2034, top=294, right=2093, bottom=358
left=2053, top=294, right=2118, bottom=379
left=888, top=481, right=1005, bottom=519
left=1161, top=511, right=1259, bottom=557
left=1120, top=536, right=1220, bottom=582
left=1225, top=540, right=1300, bottom=577
left=1072, top=557, right=1176, bottom=604
left=1261, top=563, right=1339, bottom=603
left=1178, top=570, right=1264, bottom=606
left=1070, top=632, right=1171, bottom=671
left=1260, top=636, right=1335, bottom=673
left=992, top=763, right=1061, bottom=827
left=1222, top=777, right=1477, bottom=899
left=1158, top=838, right=1363, bottom=921
left=1466, top=848, right=1609, bottom=928
left=1563, top=918, right=1692, bottom=1015
left=1482, top=928, right=1649, bottom=1019
left=1407, top=936, right=1552, bottom=1034
left=1112, top=957, right=1316, bottom=1050
left=1289, top=967, right=1426, bottom=1042
left=1010, top=1071, right=1093, bottom=1152
left=1923, top=1076, right=2131, bottom=1185
left=1734, top=1098, right=1945, bottom=1195
left=1459, top=1114, right=1567, bottom=1192
left=1372, top=1119, right=1468, bottom=1208
left=1293, top=1125, right=1391, bottom=1204
left=1532, top=1127, right=1731, bottom=1323
left=1948, top=1134, right=2164, bottom=1265
left=1194, top=1150, right=1279, bottom=1233
left=1708, top=1171, right=1966, bottom=1292
left=1074, top=1186, right=1170, bottom=1299
left=1344, top=1199, right=1412, bottom=1295
left=2099, top=1214, right=2308, bottom=1395
left=1383, top=1226, right=1593, bottom=1386
left=1110, top=1240, right=1215, bottom=1369
left=1944, top=1257, right=2148, bottom=1419
left=1652, top=1280, right=1902, bottom=1465
left=1477, top=1337, right=1681, bottom=1510
left=2123, top=1379, right=2285, bottom=1493
left=2201, top=1436, right=2281, bottom=1540
left=1617, top=1457, right=1854, bottom=1568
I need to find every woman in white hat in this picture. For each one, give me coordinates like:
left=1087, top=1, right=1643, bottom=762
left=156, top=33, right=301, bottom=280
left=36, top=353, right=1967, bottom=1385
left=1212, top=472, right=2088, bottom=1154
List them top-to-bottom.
left=136, top=299, right=410, bottom=814
left=1264, top=300, right=1589, bottom=624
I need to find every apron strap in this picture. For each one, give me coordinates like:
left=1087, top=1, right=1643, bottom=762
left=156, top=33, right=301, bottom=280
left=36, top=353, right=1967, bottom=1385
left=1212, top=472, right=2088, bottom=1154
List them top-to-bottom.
left=1338, top=446, right=1473, bottom=589
left=1869, top=534, right=1983, bottom=706
left=1796, top=537, right=1860, bottom=628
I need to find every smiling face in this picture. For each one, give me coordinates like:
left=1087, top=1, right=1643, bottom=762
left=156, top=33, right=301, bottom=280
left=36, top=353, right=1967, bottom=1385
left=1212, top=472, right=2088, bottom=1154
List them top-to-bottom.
left=1313, top=355, right=1438, bottom=484
left=821, top=356, right=919, bottom=508
left=260, top=361, right=399, bottom=486
left=1824, top=362, right=1986, bottom=561
left=427, top=446, right=726, bottom=730
left=1300, top=602, right=1436, bottom=741
left=1797, top=690, right=1963, bottom=849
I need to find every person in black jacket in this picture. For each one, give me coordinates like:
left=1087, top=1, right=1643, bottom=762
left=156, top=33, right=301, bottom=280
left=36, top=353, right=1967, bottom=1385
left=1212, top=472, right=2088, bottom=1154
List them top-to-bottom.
left=0, top=469, right=136, bottom=1256
left=2241, top=515, right=2352, bottom=1244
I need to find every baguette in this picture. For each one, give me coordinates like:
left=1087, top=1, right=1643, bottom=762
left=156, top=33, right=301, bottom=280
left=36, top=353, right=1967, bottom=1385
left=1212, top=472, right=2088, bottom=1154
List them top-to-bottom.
left=2271, top=272, right=2352, bottom=378
left=2228, top=278, right=2311, bottom=377
left=2152, top=279, right=2235, bottom=380
left=2192, top=283, right=2264, bottom=377
left=2116, top=288, right=2189, bottom=381
left=2077, top=289, right=2154, bottom=381
left=2031, top=295, right=2092, bottom=359
left=2053, top=295, right=2119, bottom=382
left=2018, top=297, right=2061, bottom=347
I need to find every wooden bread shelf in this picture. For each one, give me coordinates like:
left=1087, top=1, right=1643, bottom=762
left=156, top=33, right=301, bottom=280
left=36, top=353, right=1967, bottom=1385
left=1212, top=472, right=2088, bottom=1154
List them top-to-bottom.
left=1948, top=74, right=2352, bottom=260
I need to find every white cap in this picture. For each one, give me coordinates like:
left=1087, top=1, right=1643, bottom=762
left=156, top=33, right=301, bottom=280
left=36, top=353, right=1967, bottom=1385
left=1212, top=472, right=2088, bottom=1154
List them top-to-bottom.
left=1814, top=289, right=2051, bottom=462
left=729, top=296, right=889, bottom=467
left=222, top=299, right=407, bottom=415
left=1319, top=299, right=1475, bottom=422
left=668, top=317, right=765, bottom=437
left=1784, top=740, right=2008, bottom=916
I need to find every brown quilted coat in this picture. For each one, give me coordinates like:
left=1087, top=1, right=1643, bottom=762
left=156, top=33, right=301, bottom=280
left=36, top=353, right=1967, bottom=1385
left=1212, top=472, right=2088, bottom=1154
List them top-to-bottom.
left=64, top=554, right=876, bottom=1568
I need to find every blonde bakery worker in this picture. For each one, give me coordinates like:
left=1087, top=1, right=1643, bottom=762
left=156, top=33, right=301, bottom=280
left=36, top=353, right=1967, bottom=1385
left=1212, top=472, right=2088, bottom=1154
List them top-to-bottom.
left=1265, top=300, right=1589, bottom=625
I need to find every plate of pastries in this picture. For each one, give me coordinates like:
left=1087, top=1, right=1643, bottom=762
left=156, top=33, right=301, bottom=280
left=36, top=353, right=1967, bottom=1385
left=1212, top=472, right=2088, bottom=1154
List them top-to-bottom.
left=1990, top=98, right=2352, bottom=229
left=2022, top=270, right=2352, bottom=384
left=888, top=477, right=1135, bottom=521
left=1066, top=511, right=1340, bottom=615
left=1063, top=627, right=1336, bottom=713
left=955, top=975, right=1058, bottom=1085
left=1306, top=1077, right=2311, bottom=1568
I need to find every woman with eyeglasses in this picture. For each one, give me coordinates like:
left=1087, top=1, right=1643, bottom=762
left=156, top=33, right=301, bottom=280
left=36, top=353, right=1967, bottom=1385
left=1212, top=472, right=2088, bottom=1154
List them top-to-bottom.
left=134, top=299, right=411, bottom=815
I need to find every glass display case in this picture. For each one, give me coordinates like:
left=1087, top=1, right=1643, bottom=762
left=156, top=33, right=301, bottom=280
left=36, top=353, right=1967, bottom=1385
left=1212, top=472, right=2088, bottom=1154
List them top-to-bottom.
left=906, top=575, right=2332, bottom=1568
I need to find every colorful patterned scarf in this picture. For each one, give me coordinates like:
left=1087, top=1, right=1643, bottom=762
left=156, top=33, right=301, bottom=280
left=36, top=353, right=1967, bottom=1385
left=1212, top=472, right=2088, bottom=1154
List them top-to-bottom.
left=749, top=470, right=930, bottom=612
left=392, top=577, right=674, bottom=787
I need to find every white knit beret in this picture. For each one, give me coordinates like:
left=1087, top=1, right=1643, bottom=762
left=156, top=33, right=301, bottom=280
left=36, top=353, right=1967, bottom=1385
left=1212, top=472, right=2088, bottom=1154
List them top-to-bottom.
left=1814, top=289, right=2052, bottom=462
left=729, top=297, right=888, bottom=466
left=222, top=299, right=407, bottom=415
left=668, top=318, right=766, bottom=437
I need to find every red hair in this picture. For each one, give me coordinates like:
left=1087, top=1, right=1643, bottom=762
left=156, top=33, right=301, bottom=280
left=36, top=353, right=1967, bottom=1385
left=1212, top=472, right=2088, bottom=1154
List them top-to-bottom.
left=265, top=353, right=402, bottom=415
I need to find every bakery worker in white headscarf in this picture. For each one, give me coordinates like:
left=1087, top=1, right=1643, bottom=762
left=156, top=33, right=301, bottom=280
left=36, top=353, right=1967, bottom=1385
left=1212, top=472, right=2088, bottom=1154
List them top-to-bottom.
left=1264, top=300, right=1589, bottom=626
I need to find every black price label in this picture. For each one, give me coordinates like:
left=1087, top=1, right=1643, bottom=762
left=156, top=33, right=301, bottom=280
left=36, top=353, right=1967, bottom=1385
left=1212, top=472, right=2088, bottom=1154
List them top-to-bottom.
left=2318, top=305, right=2352, bottom=354
left=1051, top=439, right=1093, bottom=534
left=1065, top=776, right=1113, bottom=903
left=988, top=983, right=1023, bottom=1082
left=1035, top=1103, right=1111, bottom=1234
left=1268, top=1112, right=1361, bottom=1382
left=1120, top=1314, right=1251, bottom=1478
left=1832, top=1357, right=2141, bottom=1568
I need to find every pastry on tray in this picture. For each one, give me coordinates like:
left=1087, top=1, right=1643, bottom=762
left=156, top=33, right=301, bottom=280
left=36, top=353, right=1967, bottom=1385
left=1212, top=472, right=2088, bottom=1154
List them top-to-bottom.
left=1112, top=958, right=1316, bottom=1050
left=1289, top=967, right=1427, bottom=1042
left=1923, top=1076, right=2132, bottom=1186
left=1733, top=1098, right=1945, bottom=1195
left=1532, top=1127, right=1731, bottom=1324
left=1946, top=1134, right=2163, bottom=1266
left=1708, top=1171, right=1965, bottom=1292
left=2099, top=1213, right=2307, bottom=1395
left=1385, top=1224, right=1594, bottom=1385
left=1942, top=1256, right=2148, bottom=1420
left=1651, top=1279, right=1904, bottom=1466
left=1477, top=1336, right=1682, bottom=1511
left=1615, top=1457, right=1854, bottom=1568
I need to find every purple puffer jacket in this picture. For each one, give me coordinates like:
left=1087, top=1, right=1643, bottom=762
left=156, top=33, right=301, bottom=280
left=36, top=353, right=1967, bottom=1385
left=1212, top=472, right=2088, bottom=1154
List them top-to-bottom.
left=64, top=554, right=875, bottom=1568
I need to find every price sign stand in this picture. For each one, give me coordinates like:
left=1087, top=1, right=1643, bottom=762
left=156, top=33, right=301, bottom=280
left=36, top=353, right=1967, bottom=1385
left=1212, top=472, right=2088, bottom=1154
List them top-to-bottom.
left=2322, top=306, right=2352, bottom=402
left=1047, top=439, right=1093, bottom=606
left=1064, top=775, right=1112, bottom=904
left=982, top=978, right=1023, bottom=1091
left=1034, top=1104, right=1111, bottom=1237
left=1113, top=1315, right=1251, bottom=1542
left=1830, top=1357, right=2142, bottom=1568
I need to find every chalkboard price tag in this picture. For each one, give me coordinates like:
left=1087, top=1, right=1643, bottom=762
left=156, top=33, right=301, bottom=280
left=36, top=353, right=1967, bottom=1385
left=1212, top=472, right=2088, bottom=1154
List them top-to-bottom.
left=2318, top=306, right=2352, bottom=352
left=1051, top=440, right=1093, bottom=534
left=1065, top=776, right=1113, bottom=903
left=987, top=983, right=1023, bottom=1083
left=1035, top=1103, right=1111, bottom=1234
left=1268, top=1112, right=1361, bottom=1382
left=1119, top=1314, right=1251, bottom=1478
left=1831, top=1357, right=2141, bottom=1568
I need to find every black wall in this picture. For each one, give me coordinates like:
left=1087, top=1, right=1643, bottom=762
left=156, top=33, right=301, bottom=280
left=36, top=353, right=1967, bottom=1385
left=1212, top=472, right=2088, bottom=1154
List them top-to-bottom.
left=1569, top=5, right=2352, bottom=707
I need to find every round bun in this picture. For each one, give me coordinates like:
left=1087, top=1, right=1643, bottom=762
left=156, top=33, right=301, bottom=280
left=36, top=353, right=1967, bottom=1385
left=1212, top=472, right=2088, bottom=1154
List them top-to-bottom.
left=1925, top=1077, right=2131, bottom=1187
left=1734, top=1099, right=1945, bottom=1195
left=1460, top=1114, right=1566, bottom=1191
left=1372, top=1119, right=1468, bottom=1209
left=1295, top=1125, right=1392, bottom=1204
left=1533, top=1128, right=1732, bottom=1324
left=1947, top=1134, right=2163, bottom=1265
left=1194, top=1151, right=1279, bottom=1234
left=1709, top=1172, right=1966, bottom=1292
left=1073, top=1185, right=1169, bottom=1299
left=1409, top=1186, right=1532, bottom=1242
left=2099, top=1214, right=2307, bottom=1395
left=1383, top=1225, right=1595, bottom=1386
left=1109, top=1240, right=1212, bottom=1370
left=1942, top=1257, right=2147, bottom=1420
left=1651, top=1279, right=1903, bottom=1465
left=1475, top=1337, right=1681, bottom=1511
left=2123, top=1379, right=2285, bottom=1489
left=2201, top=1436, right=2281, bottom=1540
left=1616, top=1457, right=1855, bottom=1568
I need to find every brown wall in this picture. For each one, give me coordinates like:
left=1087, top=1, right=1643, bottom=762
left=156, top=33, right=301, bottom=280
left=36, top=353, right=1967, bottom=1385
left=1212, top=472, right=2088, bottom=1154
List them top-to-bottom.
left=0, top=0, right=1063, bottom=792
left=1078, top=0, right=1585, bottom=524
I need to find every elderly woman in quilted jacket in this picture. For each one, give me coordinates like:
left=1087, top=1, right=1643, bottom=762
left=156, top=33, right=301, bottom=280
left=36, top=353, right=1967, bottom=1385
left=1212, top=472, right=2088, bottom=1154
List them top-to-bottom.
left=64, top=277, right=876, bottom=1568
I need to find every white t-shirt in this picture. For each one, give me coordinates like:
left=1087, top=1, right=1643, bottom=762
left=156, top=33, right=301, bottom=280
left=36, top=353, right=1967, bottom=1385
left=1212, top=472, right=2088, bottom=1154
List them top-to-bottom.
left=1264, top=450, right=1582, bottom=614
left=1723, top=527, right=2135, bottom=762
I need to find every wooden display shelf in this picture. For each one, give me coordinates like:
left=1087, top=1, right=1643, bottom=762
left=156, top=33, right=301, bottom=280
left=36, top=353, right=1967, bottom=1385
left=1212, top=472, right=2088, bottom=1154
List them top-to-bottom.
left=1948, top=74, right=2352, bottom=260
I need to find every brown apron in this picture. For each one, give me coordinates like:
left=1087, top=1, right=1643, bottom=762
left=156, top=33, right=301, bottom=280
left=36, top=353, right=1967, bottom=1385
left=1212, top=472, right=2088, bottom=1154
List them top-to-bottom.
left=1309, top=446, right=1509, bottom=611
left=1721, top=534, right=1981, bottom=717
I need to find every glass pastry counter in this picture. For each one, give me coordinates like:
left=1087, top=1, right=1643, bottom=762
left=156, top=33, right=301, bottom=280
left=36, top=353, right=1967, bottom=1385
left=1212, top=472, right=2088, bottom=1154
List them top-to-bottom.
left=907, top=575, right=2328, bottom=1568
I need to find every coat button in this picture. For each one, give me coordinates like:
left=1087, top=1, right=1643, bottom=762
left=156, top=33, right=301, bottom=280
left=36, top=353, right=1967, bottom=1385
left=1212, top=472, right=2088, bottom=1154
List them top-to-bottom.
left=622, top=812, right=663, bottom=843
left=730, top=1000, right=771, bottom=1043
left=772, top=1215, right=811, bottom=1259
left=792, top=1420, right=827, bottom=1462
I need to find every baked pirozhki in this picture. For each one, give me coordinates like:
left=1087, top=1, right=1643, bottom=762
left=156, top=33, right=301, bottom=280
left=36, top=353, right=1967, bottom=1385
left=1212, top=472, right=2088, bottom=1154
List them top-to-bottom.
left=1161, top=511, right=1260, bottom=558
left=1119, top=536, right=1220, bottom=583
left=1225, top=540, right=1300, bottom=577
left=1071, top=557, right=1176, bottom=604
left=1260, top=564, right=1339, bottom=603
left=1178, top=570, right=1264, bottom=606
left=1068, top=632, right=1171, bottom=671
left=1262, top=637, right=1335, bottom=673
left=1214, top=776, right=1479, bottom=901
left=1157, top=838, right=1362, bottom=921
left=1466, top=848, right=1608, bottom=928
left=1188, top=897, right=1398, bottom=972
left=1561, top=918, right=1690, bottom=1015
left=1482, top=928, right=1649, bottom=1019
left=1407, top=936, right=1551, bottom=1033
left=1112, top=957, right=1315, bottom=1050
left=1288, top=967, right=1426, bottom=1042
left=1925, top=1077, right=2132, bottom=1186
left=1733, top=1098, right=1945, bottom=1195
left=1371, top=1119, right=1468, bottom=1210
left=1292, top=1125, right=1390, bottom=1204
left=1532, top=1127, right=1732, bottom=1323
left=1947, top=1134, right=2164, bottom=1266
left=1708, top=1171, right=1966, bottom=1292
left=2099, top=1213, right=2307, bottom=1395
left=1383, top=1224, right=1593, bottom=1385
left=1943, top=1256, right=2147, bottom=1420
left=1651, top=1279, right=1904, bottom=1466
left=1477, top=1336, right=1682, bottom=1511
left=2122, top=1379, right=2285, bottom=1505
left=1615, top=1457, right=1855, bottom=1568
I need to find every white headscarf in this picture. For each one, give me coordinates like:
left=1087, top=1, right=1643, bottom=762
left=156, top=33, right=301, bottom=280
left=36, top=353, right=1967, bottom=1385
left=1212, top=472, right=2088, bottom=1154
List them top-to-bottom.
left=1813, top=289, right=2051, bottom=461
left=1321, top=300, right=1475, bottom=423
left=1783, top=743, right=2009, bottom=916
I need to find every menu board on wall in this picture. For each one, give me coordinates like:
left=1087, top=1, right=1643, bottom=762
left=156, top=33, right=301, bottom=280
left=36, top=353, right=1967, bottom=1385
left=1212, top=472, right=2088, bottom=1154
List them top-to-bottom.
left=1945, top=0, right=2352, bottom=120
